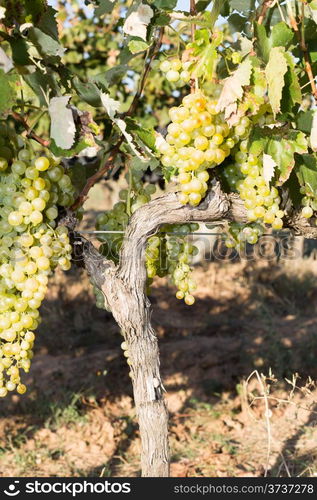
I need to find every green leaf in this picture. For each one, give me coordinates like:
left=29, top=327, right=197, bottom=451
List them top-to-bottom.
left=95, top=0, right=117, bottom=16
left=153, top=0, right=177, bottom=9
left=196, top=0, right=212, bottom=12
left=229, top=0, right=252, bottom=14
left=37, top=6, right=59, bottom=41
left=153, top=12, right=171, bottom=25
left=228, top=13, right=249, bottom=34
left=255, top=22, right=293, bottom=63
left=271, top=22, right=294, bottom=48
left=254, top=23, right=270, bottom=62
left=28, top=27, right=65, bottom=58
left=9, top=37, right=31, bottom=66
left=128, top=40, right=149, bottom=54
left=265, top=46, right=288, bottom=117
left=281, top=52, right=302, bottom=112
left=92, top=65, right=128, bottom=88
left=0, top=70, right=19, bottom=114
left=24, top=71, right=59, bottom=106
left=73, top=78, right=103, bottom=107
left=296, top=110, right=314, bottom=134
left=125, top=118, right=156, bottom=151
left=248, top=128, right=267, bottom=156
left=267, top=130, right=308, bottom=185
left=50, top=136, right=92, bottom=158
left=296, top=154, right=317, bottom=195
left=131, top=155, right=158, bottom=173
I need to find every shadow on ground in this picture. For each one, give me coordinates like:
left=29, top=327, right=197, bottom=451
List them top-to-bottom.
left=1, top=257, right=317, bottom=477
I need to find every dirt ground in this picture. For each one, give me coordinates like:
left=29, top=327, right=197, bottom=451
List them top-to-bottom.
left=1, top=181, right=317, bottom=477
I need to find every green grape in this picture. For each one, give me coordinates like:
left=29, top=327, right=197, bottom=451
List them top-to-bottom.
left=158, top=91, right=239, bottom=207
left=0, top=143, right=75, bottom=397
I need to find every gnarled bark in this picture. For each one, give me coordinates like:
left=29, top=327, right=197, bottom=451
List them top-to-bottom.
left=76, top=182, right=317, bottom=477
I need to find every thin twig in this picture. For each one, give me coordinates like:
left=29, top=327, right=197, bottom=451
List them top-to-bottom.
left=190, top=0, right=197, bottom=93
left=257, top=0, right=275, bottom=24
left=287, top=1, right=317, bottom=99
left=127, top=27, right=164, bottom=116
left=11, top=111, right=50, bottom=147
left=70, top=141, right=123, bottom=210
left=246, top=370, right=272, bottom=477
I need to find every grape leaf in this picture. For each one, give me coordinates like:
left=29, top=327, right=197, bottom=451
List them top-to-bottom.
left=95, top=0, right=117, bottom=16
left=153, top=0, right=177, bottom=9
left=229, top=0, right=252, bottom=15
left=123, top=4, right=154, bottom=41
left=38, top=6, right=59, bottom=41
left=255, top=22, right=293, bottom=64
left=271, top=22, right=294, bottom=48
left=254, top=23, right=270, bottom=63
left=28, top=27, right=65, bottom=58
left=9, top=38, right=31, bottom=66
left=128, top=40, right=149, bottom=54
left=265, top=47, right=288, bottom=117
left=281, top=52, right=302, bottom=112
left=216, top=57, right=252, bottom=113
left=92, top=65, right=128, bottom=88
left=0, top=70, right=19, bottom=114
left=24, top=71, right=59, bottom=106
left=73, top=79, right=103, bottom=107
left=48, top=96, right=76, bottom=150
left=311, top=109, right=317, bottom=152
left=296, top=110, right=314, bottom=134
left=125, top=117, right=156, bottom=150
left=267, top=130, right=308, bottom=185
left=50, top=137, right=93, bottom=158
left=263, top=153, right=276, bottom=185
left=296, top=154, right=317, bottom=196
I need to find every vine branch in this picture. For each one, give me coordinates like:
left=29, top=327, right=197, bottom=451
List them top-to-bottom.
left=190, top=0, right=197, bottom=92
left=257, top=0, right=275, bottom=25
left=287, top=1, right=317, bottom=99
left=127, top=27, right=164, bottom=116
left=11, top=111, right=51, bottom=147
left=70, top=140, right=123, bottom=210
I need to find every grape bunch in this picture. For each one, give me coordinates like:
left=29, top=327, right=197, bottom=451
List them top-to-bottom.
left=159, top=58, right=192, bottom=85
left=157, top=91, right=247, bottom=206
left=0, top=129, right=75, bottom=397
left=221, top=146, right=284, bottom=248
left=164, top=224, right=199, bottom=304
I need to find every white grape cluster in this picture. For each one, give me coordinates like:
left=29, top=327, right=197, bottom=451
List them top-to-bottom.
left=159, top=58, right=192, bottom=85
left=157, top=91, right=239, bottom=206
left=222, top=146, right=284, bottom=248
left=0, top=149, right=75, bottom=397
left=164, top=224, right=199, bottom=305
